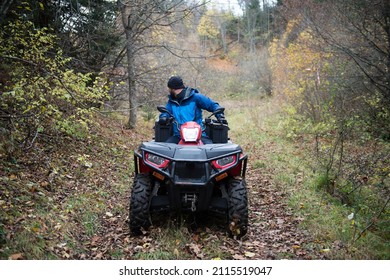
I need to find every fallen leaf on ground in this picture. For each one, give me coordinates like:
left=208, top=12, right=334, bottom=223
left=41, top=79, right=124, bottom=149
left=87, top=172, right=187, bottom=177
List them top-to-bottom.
left=244, top=251, right=256, bottom=258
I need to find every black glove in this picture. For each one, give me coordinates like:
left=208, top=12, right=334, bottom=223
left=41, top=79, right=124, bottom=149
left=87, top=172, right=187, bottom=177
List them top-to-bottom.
left=217, top=115, right=228, bottom=124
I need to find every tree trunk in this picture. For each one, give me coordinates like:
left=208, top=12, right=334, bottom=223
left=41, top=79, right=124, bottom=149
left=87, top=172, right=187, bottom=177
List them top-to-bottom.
left=0, top=0, right=14, bottom=24
left=119, top=0, right=137, bottom=128
left=383, top=0, right=390, bottom=108
left=125, top=37, right=137, bottom=129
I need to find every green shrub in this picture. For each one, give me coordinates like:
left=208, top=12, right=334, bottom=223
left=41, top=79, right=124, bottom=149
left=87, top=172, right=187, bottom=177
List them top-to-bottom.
left=0, top=20, right=109, bottom=159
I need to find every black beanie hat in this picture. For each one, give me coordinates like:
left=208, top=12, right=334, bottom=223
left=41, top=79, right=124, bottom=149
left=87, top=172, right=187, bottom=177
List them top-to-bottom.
left=167, top=76, right=184, bottom=89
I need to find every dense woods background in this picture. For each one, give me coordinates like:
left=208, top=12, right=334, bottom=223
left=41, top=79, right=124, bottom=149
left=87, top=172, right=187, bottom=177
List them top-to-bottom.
left=1, top=0, right=389, bottom=259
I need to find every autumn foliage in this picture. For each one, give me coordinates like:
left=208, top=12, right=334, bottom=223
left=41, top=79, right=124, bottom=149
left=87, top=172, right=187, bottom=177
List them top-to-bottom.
left=269, top=0, right=390, bottom=249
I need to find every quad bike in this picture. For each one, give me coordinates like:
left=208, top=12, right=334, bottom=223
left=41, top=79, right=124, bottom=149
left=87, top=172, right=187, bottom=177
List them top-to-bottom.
left=129, top=106, right=248, bottom=238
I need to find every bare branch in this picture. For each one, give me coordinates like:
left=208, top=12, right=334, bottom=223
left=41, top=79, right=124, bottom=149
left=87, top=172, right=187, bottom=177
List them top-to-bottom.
left=354, top=196, right=390, bottom=242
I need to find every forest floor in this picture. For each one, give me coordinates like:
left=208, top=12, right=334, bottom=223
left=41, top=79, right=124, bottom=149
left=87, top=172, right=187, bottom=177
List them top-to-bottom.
left=1, top=97, right=334, bottom=260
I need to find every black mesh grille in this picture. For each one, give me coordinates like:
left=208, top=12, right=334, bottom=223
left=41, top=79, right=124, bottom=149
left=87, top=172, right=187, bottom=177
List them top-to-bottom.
left=174, top=162, right=206, bottom=183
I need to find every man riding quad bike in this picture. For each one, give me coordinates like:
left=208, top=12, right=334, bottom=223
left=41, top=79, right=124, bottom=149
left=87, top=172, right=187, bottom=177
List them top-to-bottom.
left=129, top=105, right=249, bottom=238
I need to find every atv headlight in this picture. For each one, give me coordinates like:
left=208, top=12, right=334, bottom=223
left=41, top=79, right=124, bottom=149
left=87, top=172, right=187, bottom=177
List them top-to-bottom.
left=182, top=127, right=200, bottom=142
left=145, top=153, right=169, bottom=168
left=212, top=155, right=237, bottom=169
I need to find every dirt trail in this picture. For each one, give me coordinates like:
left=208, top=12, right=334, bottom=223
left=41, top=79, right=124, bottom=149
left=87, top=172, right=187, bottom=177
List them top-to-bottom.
left=244, top=168, right=321, bottom=259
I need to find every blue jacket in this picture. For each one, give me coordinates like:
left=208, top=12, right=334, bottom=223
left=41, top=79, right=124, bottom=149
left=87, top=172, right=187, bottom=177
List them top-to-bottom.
left=159, top=87, right=221, bottom=137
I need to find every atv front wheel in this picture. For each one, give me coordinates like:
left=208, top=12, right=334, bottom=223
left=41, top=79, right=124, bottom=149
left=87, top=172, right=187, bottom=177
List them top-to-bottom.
left=129, top=173, right=152, bottom=235
left=227, top=178, right=248, bottom=238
